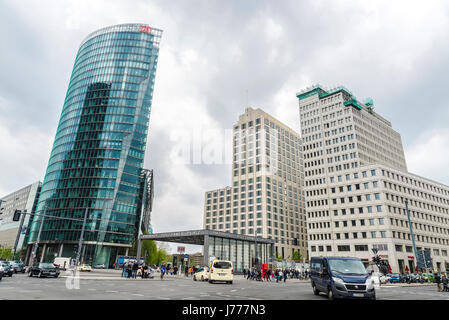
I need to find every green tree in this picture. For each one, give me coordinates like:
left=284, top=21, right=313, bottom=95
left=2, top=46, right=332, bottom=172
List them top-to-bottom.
left=128, top=232, right=172, bottom=266
left=0, top=247, right=13, bottom=260
left=292, top=250, right=303, bottom=262
left=275, top=253, right=284, bottom=262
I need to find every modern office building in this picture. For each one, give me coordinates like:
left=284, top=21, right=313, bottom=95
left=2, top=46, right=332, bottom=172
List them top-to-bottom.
left=26, top=24, right=162, bottom=267
left=297, top=85, right=449, bottom=273
left=204, top=107, right=307, bottom=262
left=0, top=181, right=41, bottom=253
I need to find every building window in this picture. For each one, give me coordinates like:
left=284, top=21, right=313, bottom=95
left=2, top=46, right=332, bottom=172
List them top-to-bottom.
left=337, top=245, right=350, bottom=252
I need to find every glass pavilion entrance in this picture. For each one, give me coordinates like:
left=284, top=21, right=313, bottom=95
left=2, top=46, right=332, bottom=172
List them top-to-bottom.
left=139, top=229, right=275, bottom=273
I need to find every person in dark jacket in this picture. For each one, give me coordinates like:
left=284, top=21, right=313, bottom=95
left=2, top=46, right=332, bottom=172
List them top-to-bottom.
left=132, top=261, right=139, bottom=279
left=435, top=273, right=442, bottom=292
left=442, top=273, right=448, bottom=292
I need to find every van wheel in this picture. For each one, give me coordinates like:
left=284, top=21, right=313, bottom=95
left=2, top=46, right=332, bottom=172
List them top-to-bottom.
left=193, top=276, right=197, bottom=281
left=201, top=276, right=204, bottom=281
left=209, top=280, right=213, bottom=284
left=229, top=281, right=233, bottom=284
left=312, top=282, right=319, bottom=295
left=327, top=287, right=334, bottom=300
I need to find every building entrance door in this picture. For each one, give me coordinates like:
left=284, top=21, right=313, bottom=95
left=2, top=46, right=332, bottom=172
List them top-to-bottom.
left=398, top=259, right=405, bottom=274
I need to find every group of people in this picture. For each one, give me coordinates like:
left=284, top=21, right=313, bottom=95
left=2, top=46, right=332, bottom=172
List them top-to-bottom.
left=121, top=261, right=154, bottom=279
left=184, top=265, right=198, bottom=277
left=243, top=267, right=309, bottom=283
left=434, top=273, right=449, bottom=292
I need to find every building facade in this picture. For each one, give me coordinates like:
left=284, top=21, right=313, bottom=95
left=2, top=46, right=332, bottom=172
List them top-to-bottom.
left=27, top=24, right=162, bottom=267
left=297, top=85, right=449, bottom=273
left=204, top=108, right=307, bottom=261
left=0, top=181, right=41, bottom=253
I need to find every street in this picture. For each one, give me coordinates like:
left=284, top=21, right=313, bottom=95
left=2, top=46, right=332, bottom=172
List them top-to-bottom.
left=0, top=270, right=448, bottom=300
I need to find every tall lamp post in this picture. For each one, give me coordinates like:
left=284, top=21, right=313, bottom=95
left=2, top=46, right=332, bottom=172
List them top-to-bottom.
left=405, top=199, right=419, bottom=272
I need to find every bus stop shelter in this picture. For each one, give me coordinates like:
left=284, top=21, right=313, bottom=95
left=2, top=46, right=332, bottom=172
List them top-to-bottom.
left=137, top=229, right=275, bottom=272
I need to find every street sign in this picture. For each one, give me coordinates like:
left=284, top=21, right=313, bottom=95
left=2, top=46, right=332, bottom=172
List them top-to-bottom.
left=177, top=246, right=185, bottom=254
left=184, top=254, right=189, bottom=259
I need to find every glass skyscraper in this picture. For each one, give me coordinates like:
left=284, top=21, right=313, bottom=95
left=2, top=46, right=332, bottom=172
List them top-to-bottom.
left=26, top=24, right=162, bottom=266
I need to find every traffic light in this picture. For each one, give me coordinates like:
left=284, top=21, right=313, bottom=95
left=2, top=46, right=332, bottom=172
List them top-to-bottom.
left=13, top=210, right=21, bottom=221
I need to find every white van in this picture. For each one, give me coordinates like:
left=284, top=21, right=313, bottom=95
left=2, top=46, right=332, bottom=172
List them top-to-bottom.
left=53, top=257, right=71, bottom=270
left=208, top=260, right=233, bottom=284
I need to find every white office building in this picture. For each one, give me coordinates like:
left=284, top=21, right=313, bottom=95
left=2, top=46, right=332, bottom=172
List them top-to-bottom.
left=297, top=85, right=449, bottom=273
left=0, top=181, right=42, bottom=252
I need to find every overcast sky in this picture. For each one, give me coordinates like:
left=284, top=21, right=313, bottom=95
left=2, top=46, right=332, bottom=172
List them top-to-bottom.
left=1, top=1, right=449, bottom=253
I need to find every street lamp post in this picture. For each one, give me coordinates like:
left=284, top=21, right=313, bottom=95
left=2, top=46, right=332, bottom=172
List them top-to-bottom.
left=405, top=199, right=419, bottom=272
left=30, top=205, right=47, bottom=267
left=74, top=207, right=89, bottom=269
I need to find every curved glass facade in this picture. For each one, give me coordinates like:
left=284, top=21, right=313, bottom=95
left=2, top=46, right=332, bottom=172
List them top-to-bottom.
left=28, top=24, right=162, bottom=266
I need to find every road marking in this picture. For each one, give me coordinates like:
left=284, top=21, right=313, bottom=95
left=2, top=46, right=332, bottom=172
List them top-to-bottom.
left=105, top=290, right=118, bottom=293
left=132, top=294, right=144, bottom=297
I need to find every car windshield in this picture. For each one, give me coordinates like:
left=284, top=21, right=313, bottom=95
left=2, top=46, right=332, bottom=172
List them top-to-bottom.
left=327, top=259, right=367, bottom=276
left=213, top=261, right=232, bottom=269
left=39, top=263, right=55, bottom=268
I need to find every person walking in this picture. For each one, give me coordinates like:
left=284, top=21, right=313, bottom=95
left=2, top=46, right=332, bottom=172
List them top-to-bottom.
left=132, top=261, right=138, bottom=279
left=121, top=262, right=127, bottom=278
left=126, top=262, right=132, bottom=278
left=185, top=265, right=189, bottom=277
left=243, top=268, right=247, bottom=278
left=267, top=269, right=271, bottom=282
left=275, top=269, right=279, bottom=283
left=283, top=269, right=287, bottom=283
left=435, top=273, right=442, bottom=292
left=442, top=273, right=449, bottom=292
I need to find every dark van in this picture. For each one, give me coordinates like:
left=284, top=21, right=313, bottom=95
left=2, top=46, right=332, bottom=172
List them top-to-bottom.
left=310, top=257, right=376, bottom=300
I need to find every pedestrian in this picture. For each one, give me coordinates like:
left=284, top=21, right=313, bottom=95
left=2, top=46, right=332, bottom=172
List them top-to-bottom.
left=132, top=261, right=138, bottom=279
left=121, top=262, right=127, bottom=278
left=127, top=262, right=132, bottom=278
left=160, top=265, right=166, bottom=279
left=185, top=265, right=189, bottom=277
left=243, top=268, right=247, bottom=278
left=267, top=269, right=271, bottom=281
left=275, top=269, right=279, bottom=283
left=283, top=269, right=287, bottom=282
left=435, top=273, right=442, bottom=292
left=441, top=273, right=449, bottom=292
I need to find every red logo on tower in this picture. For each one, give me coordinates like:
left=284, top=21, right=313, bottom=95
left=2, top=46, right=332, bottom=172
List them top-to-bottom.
left=139, top=25, right=151, bottom=34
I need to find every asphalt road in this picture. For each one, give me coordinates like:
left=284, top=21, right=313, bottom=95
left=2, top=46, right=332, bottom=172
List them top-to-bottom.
left=0, top=271, right=448, bottom=300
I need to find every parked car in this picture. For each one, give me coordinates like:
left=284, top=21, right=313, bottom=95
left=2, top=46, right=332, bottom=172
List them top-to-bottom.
left=310, top=256, right=376, bottom=300
left=0, top=261, right=14, bottom=277
left=9, top=261, right=25, bottom=273
left=28, top=262, right=60, bottom=278
left=0, top=264, right=4, bottom=280
left=77, top=264, right=92, bottom=272
left=193, top=266, right=209, bottom=281
left=369, top=272, right=389, bottom=286
left=389, top=273, right=401, bottom=283
left=380, top=274, right=390, bottom=284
